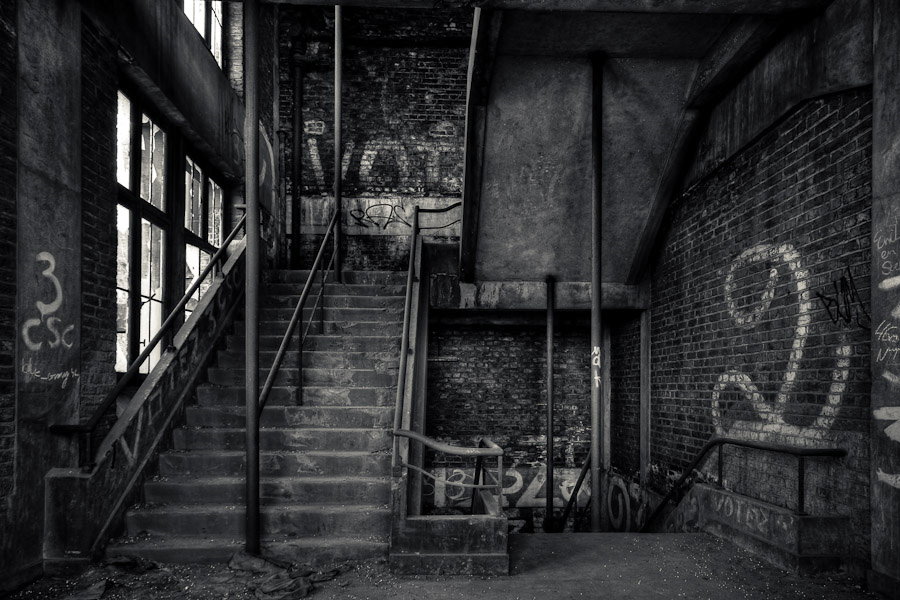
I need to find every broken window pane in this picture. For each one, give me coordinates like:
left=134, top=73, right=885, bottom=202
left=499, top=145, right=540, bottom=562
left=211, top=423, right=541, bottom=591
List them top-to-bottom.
left=184, top=0, right=206, bottom=39
left=211, top=1, right=224, bottom=68
left=116, top=93, right=132, bottom=189
left=140, top=114, right=166, bottom=211
left=185, top=157, right=203, bottom=237
left=209, top=179, right=223, bottom=247
left=115, top=205, right=131, bottom=373
left=139, top=219, right=165, bottom=373
left=185, top=244, right=212, bottom=318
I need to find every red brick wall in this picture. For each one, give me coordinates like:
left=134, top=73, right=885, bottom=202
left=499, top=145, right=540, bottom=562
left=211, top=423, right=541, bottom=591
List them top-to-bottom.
left=0, top=0, right=16, bottom=515
left=279, top=7, right=470, bottom=270
left=80, top=18, right=119, bottom=423
left=648, top=89, right=872, bottom=570
left=426, top=320, right=592, bottom=470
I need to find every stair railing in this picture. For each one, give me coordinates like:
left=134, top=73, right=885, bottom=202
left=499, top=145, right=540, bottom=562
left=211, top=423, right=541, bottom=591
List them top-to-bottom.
left=49, top=214, right=248, bottom=469
left=641, top=437, right=846, bottom=532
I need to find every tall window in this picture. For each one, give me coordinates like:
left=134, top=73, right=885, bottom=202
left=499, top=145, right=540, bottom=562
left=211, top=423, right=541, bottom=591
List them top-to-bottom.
left=184, top=1, right=224, bottom=68
left=116, top=91, right=168, bottom=374
left=184, top=155, right=224, bottom=317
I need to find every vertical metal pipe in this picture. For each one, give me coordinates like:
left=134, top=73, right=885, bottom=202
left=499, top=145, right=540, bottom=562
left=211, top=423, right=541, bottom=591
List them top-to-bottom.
left=244, top=0, right=261, bottom=556
left=333, top=5, right=343, bottom=282
left=291, top=37, right=304, bottom=268
left=590, top=56, right=603, bottom=532
left=546, top=275, right=556, bottom=523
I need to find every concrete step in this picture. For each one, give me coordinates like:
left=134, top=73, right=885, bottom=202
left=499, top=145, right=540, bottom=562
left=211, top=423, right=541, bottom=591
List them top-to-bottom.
left=267, top=270, right=407, bottom=285
left=264, top=283, right=406, bottom=296
left=263, top=294, right=403, bottom=309
left=259, top=306, right=405, bottom=321
left=235, top=319, right=403, bottom=336
left=226, top=334, right=399, bottom=353
left=215, top=350, right=399, bottom=371
left=206, top=367, right=397, bottom=388
left=197, top=385, right=395, bottom=407
left=185, top=405, right=394, bottom=429
left=172, top=427, right=392, bottom=452
left=158, top=450, right=391, bottom=478
left=144, top=476, right=390, bottom=505
left=125, top=504, right=391, bottom=538
left=105, top=535, right=388, bottom=566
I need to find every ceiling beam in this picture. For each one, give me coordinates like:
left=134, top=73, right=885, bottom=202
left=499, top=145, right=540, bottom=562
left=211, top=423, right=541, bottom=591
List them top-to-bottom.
left=257, top=0, right=827, bottom=15
left=459, top=9, right=502, bottom=283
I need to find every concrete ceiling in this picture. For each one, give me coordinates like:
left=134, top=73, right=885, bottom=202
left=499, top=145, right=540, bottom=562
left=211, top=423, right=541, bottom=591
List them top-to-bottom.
left=497, top=11, right=734, bottom=58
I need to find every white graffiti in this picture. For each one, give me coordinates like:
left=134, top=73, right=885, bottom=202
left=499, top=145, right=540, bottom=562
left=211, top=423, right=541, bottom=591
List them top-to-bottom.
left=712, top=243, right=852, bottom=442
left=21, top=251, right=75, bottom=352
left=591, top=346, right=602, bottom=389
left=874, top=407, right=900, bottom=443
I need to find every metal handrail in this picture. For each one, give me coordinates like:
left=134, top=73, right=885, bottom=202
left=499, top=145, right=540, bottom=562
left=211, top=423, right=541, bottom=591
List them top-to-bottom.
left=258, top=210, right=339, bottom=414
left=50, top=214, right=248, bottom=469
left=393, top=429, right=503, bottom=457
left=641, top=436, right=846, bottom=532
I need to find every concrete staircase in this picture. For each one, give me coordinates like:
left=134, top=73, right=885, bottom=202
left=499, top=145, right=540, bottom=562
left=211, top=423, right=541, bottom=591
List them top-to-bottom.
left=107, top=270, right=406, bottom=565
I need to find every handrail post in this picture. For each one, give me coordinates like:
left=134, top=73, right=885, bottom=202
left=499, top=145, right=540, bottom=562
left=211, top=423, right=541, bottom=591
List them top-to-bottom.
left=244, top=0, right=261, bottom=557
left=333, top=5, right=343, bottom=283
left=471, top=456, right=483, bottom=514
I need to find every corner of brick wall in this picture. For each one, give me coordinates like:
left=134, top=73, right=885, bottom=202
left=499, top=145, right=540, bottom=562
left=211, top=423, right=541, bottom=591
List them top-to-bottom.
left=0, top=0, right=16, bottom=515
left=80, top=18, right=118, bottom=423
left=648, top=88, right=872, bottom=573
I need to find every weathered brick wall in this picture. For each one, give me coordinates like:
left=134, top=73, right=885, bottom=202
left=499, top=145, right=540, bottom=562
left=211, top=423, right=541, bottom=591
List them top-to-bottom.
left=0, top=0, right=16, bottom=515
left=279, top=7, right=470, bottom=270
left=80, top=18, right=118, bottom=422
left=648, top=89, right=872, bottom=570
left=610, top=311, right=641, bottom=478
left=426, top=320, right=591, bottom=470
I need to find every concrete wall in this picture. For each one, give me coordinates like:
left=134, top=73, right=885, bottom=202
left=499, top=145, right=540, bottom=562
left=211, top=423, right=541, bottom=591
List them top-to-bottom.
left=475, top=55, right=592, bottom=282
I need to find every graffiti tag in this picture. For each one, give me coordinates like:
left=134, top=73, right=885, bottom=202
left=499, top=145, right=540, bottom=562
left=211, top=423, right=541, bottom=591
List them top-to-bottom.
left=21, top=252, right=75, bottom=352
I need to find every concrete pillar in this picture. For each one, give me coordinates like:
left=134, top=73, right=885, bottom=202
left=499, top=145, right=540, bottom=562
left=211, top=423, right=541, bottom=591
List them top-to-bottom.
left=871, top=1, right=900, bottom=596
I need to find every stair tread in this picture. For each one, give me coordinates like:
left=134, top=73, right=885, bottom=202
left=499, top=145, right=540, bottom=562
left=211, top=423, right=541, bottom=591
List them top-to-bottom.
left=161, top=449, right=387, bottom=457
left=149, top=475, right=389, bottom=484
left=132, top=503, right=390, bottom=514
left=110, top=533, right=389, bottom=547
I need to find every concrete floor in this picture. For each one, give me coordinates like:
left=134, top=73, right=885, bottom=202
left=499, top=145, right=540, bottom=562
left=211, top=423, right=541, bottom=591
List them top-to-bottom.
left=9, top=533, right=875, bottom=600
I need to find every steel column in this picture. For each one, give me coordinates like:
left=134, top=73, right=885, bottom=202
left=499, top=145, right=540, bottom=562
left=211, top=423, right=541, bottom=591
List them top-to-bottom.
left=244, top=0, right=261, bottom=556
left=333, top=5, right=343, bottom=282
left=590, top=57, right=603, bottom=532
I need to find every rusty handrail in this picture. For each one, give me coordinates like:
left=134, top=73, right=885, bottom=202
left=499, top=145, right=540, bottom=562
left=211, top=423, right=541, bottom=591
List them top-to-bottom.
left=258, top=210, right=338, bottom=415
left=50, top=214, right=247, bottom=468
left=393, top=429, right=504, bottom=457
left=641, top=436, right=846, bottom=532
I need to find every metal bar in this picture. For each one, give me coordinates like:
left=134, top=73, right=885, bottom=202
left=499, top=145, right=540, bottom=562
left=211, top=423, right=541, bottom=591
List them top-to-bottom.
left=244, top=0, right=261, bottom=557
left=333, top=5, right=343, bottom=282
left=291, top=36, right=305, bottom=268
left=590, top=56, right=603, bottom=532
left=392, top=206, right=420, bottom=469
left=259, top=212, right=338, bottom=414
left=49, top=215, right=247, bottom=442
left=545, top=275, right=555, bottom=521
left=392, top=429, right=504, bottom=457
left=497, top=454, right=504, bottom=510
left=561, top=454, right=591, bottom=524
left=471, top=456, right=484, bottom=514
left=797, top=456, right=806, bottom=515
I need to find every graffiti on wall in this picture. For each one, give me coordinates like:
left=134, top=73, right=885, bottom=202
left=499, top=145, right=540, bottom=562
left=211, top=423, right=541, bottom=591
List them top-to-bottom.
left=302, top=119, right=462, bottom=197
left=874, top=206, right=900, bottom=489
left=712, top=243, right=852, bottom=444
left=20, top=251, right=79, bottom=389
left=816, top=265, right=871, bottom=330
left=427, top=466, right=590, bottom=510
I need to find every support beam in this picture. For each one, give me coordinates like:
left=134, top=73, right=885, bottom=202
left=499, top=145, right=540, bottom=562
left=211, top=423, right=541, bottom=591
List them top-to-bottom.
left=243, top=0, right=261, bottom=557
left=256, top=0, right=830, bottom=15
left=460, top=9, right=501, bottom=283
left=589, top=56, right=603, bottom=533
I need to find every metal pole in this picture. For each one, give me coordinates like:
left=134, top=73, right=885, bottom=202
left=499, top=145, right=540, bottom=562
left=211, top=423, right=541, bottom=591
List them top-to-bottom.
left=244, top=0, right=261, bottom=556
left=333, top=5, right=343, bottom=282
left=291, top=36, right=305, bottom=268
left=590, top=56, right=603, bottom=532
left=545, top=275, right=556, bottom=530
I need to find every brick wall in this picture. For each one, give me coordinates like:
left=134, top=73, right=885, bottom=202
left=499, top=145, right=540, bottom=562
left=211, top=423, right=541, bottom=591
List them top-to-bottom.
left=0, top=0, right=16, bottom=514
left=279, top=7, right=470, bottom=269
left=80, top=18, right=118, bottom=423
left=648, top=89, right=872, bottom=571
left=610, top=311, right=641, bottom=478
left=426, top=319, right=591, bottom=470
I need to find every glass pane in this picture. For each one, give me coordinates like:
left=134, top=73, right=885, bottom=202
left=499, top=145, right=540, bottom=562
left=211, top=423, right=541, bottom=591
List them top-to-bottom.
left=185, top=0, right=206, bottom=39
left=211, top=1, right=223, bottom=67
left=116, top=93, right=132, bottom=188
left=140, top=114, right=166, bottom=211
left=184, top=157, right=203, bottom=236
left=208, top=180, right=222, bottom=247
left=115, top=205, right=131, bottom=373
left=139, top=220, right=165, bottom=373
left=185, top=245, right=212, bottom=318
